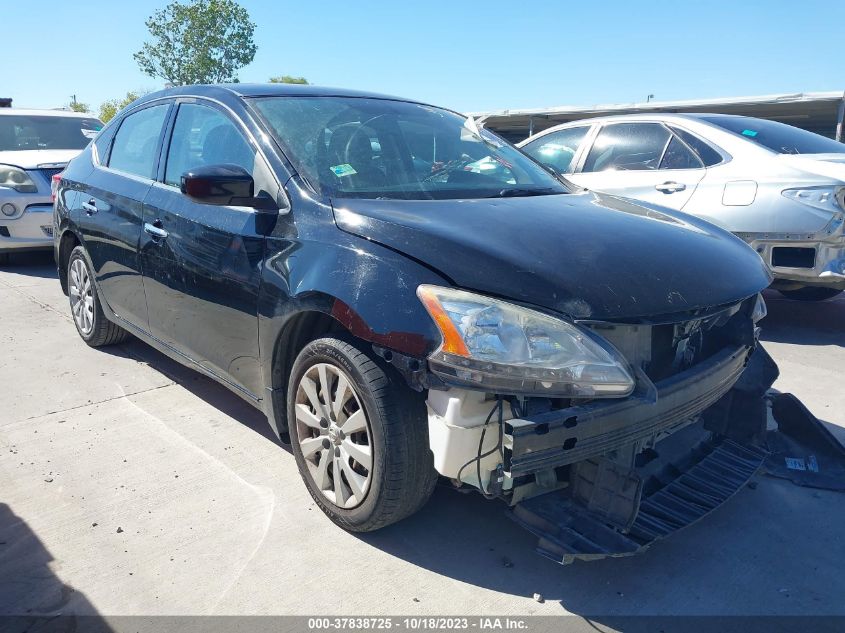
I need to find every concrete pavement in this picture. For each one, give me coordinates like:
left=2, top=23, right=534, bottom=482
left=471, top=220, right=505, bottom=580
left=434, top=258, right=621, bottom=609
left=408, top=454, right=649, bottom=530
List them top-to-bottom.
left=1, top=252, right=843, bottom=620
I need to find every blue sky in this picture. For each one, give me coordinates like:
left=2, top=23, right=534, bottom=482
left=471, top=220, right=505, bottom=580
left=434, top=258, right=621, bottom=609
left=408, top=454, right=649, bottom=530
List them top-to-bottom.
left=6, top=0, right=844, bottom=114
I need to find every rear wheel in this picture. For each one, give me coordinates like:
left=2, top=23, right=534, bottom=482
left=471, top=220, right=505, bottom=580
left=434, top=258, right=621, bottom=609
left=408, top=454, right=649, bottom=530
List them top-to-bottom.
left=67, top=246, right=129, bottom=347
left=778, top=287, right=843, bottom=302
left=287, top=336, right=436, bottom=532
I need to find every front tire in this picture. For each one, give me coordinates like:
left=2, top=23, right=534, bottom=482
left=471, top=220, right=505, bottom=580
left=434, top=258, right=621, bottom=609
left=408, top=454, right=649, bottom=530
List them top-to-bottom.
left=67, top=246, right=129, bottom=347
left=778, top=286, right=843, bottom=302
left=287, top=336, right=436, bottom=532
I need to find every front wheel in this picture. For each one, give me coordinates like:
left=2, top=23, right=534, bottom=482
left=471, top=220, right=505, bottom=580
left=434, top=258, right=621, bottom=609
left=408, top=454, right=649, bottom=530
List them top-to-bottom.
left=67, top=246, right=129, bottom=347
left=778, top=287, right=843, bottom=302
left=287, top=336, right=437, bottom=532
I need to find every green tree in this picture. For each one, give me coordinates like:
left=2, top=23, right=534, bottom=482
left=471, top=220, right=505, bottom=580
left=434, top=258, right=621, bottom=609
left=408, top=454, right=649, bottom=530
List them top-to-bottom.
left=134, top=0, right=257, bottom=85
left=269, top=75, right=309, bottom=85
left=99, top=91, right=146, bottom=123
left=67, top=100, right=90, bottom=113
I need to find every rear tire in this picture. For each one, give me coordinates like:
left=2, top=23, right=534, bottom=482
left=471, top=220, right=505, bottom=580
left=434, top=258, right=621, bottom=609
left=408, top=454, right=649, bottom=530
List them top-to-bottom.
left=67, top=246, right=130, bottom=347
left=778, top=287, right=843, bottom=302
left=287, top=336, right=437, bottom=532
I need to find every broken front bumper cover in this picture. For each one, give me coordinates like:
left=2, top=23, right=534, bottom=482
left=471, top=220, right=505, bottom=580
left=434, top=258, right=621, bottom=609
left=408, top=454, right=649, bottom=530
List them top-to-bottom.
left=504, top=344, right=750, bottom=478
left=505, top=345, right=845, bottom=564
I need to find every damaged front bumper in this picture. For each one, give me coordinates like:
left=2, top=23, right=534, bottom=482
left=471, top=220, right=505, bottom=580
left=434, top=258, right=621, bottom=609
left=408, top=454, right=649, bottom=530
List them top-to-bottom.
left=504, top=345, right=845, bottom=564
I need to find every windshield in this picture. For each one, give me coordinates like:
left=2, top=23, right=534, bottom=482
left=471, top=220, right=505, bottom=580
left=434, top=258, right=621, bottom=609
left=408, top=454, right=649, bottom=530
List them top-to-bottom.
left=251, top=97, right=567, bottom=200
left=0, top=115, right=102, bottom=152
left=699, top=115, right=845, bottom=155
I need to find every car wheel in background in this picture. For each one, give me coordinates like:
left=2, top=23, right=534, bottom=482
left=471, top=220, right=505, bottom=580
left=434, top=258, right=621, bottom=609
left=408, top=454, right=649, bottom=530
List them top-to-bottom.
left=67, top=246, right=130, bottom=347
left=778, top=287, right=843, bottom=302
left=287, top=336, right=437, bottom=532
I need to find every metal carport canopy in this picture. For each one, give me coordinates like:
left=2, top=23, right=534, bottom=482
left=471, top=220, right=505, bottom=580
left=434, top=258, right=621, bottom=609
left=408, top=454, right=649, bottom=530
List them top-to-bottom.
left=473, top=91, right=845, bottom=144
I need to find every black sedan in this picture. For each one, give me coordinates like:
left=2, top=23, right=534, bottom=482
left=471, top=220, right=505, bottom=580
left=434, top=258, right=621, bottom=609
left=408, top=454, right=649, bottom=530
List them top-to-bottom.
left=54, top=84, right=785, bottom=560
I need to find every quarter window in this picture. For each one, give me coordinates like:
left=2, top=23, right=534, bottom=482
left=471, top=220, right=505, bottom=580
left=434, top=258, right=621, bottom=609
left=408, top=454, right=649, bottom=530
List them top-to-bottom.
left=164, top=104, right=255, bottom=187
left=108, top=105, right=169, bottom=179
left=582, top=123, right=671, bottom=172
left=523, top=126, right=589, bottom=173
left=670, top=127, right=724, bottom=166
left=659, top=136, right=703, bottom=170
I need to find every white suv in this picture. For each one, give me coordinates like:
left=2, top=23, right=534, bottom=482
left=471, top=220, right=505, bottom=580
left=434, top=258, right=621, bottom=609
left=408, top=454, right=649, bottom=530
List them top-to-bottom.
left=0, top=109, right=102, bottom=264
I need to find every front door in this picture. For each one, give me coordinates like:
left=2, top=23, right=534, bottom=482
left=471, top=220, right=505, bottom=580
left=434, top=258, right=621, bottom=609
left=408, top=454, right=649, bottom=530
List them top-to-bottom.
left=139, top=101, right=269, bottom=396
left=570, top=122, right=706, bottom=211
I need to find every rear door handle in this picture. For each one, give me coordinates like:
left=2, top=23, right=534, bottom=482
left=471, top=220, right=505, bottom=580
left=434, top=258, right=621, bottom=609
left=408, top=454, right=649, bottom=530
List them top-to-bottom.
left=655, top=181, right=686, bottom=194
left=82, top=199, right=98, bottom=215
left=144, top=221, right=168, bottom=240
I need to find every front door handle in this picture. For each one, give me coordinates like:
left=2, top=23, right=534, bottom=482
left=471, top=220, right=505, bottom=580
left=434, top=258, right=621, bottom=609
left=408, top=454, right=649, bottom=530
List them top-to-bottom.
left=655, top=181, right=686, bottom=194
left=82, top=199, right=98, bottom=215
left=144, top=221, right=168, bottom=240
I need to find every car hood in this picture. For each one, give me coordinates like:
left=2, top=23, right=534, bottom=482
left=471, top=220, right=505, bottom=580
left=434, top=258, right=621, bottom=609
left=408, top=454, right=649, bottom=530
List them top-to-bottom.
left=0, top=149, right=82, bottom=169
left=332, top=192, right=772, bottom=321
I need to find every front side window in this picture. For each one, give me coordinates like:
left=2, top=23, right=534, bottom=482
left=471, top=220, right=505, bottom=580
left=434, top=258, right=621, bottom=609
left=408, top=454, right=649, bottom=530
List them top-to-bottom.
left=251, top=97, right=566, bottom=200
left=164, top=104, right=256, bottom=187
left=108, top=105, right=169, bottom=180
left=0, top=115, right=102, bottom=152
left=699, top=115, right=845, bottom=155
left=582, top=123, right=672, bottom=172
left=522, top=126, right=589, bottom=173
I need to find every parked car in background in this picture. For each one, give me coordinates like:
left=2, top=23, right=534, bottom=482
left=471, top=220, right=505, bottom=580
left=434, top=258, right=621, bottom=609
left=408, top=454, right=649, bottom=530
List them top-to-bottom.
left=55, top=84, right=784, bottom=562
left=0, top=109, right=102, bottom=265
left=519, top=114, right=845, bottom=301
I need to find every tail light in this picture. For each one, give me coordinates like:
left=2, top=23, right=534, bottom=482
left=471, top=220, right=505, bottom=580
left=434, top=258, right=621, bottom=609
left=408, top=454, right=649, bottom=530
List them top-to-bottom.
left=51, top=173, right=62, bottom=203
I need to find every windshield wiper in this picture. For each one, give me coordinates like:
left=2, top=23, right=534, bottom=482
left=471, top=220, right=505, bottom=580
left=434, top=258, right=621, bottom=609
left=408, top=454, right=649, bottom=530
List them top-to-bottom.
left=489, top=187, right=562, bottom=198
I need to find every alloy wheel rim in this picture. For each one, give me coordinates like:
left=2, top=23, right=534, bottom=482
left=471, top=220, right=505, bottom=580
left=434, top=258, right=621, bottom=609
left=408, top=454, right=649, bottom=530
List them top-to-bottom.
left=69, top=259, right=94, bottom=336
left=295, top=363, right=373, bottom=509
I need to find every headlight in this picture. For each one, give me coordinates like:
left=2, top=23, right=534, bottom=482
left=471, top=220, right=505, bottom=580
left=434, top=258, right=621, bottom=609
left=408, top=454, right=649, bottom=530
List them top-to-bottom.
left=0, top=164, right=37, bottom=193
left=781, top=186, right=844, bottom=213
left=417, top=285, right=635, bottom=398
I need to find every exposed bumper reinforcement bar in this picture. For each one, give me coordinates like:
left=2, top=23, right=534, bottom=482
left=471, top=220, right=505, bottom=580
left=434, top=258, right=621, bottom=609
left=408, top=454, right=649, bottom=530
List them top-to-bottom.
left=506, top=345, right=751, bottom=477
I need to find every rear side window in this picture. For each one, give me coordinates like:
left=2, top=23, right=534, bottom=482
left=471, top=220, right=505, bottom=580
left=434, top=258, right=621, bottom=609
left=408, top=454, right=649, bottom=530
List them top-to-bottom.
left=164, top=103, right=256, bottom=187
left=108, top=105, right=169, bottom=179
left=582, top=123, right=670, bottom=172
left=523, top=126, right=590, bottom=173
left=671, top=127, right=723, bottom=166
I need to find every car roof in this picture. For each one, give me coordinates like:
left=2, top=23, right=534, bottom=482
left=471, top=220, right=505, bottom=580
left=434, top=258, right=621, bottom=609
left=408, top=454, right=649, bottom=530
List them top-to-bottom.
left=139, top=83, right=430, bottom=106
left=0, top=108, right=99, bottom=119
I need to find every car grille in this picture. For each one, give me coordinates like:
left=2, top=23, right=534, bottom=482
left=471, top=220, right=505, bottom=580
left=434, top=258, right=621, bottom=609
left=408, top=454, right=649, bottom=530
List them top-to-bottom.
left=38, top=167, right=65, bottom=181
left=584, top=298, right=751, bottom=384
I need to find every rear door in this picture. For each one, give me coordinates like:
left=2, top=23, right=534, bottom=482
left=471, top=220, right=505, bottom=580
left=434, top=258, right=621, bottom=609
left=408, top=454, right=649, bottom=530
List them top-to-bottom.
left=139, top=100, right=270, bottom=396
left=76, top=102, right=171, bottom=329
left=569, top=122, right=706, bottom=210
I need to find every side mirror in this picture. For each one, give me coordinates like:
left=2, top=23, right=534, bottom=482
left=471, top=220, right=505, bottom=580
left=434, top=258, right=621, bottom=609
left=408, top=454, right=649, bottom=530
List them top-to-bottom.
left=180, top=164, right=278, bottom=211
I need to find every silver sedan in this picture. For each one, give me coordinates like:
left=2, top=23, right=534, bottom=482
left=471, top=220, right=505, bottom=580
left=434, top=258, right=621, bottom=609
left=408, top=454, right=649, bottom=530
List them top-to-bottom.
left=519, top=114, right=845, bottom=301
